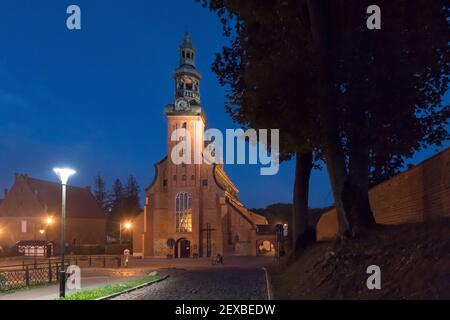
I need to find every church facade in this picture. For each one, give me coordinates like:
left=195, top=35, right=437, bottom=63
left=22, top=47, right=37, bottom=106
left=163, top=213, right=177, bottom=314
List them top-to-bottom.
left=133, top=33, right=270, bottom=258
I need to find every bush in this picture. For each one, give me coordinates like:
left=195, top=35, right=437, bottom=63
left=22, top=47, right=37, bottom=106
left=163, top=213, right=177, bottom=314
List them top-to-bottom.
left=105, top=244, right=131, bottom=255
left=72, top=245, right=105, bottom=255
left=0, top=246, right=19, bottom=258
left=0, top=274, right=7, bottom=288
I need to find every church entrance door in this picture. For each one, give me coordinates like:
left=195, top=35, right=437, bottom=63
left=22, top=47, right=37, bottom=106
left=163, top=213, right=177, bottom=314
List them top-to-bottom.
left=175, top=238, right=191, bottom=258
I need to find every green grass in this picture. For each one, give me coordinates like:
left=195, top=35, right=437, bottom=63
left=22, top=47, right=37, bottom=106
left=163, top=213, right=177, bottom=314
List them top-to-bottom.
left=57, top=274, right=161, bottom=300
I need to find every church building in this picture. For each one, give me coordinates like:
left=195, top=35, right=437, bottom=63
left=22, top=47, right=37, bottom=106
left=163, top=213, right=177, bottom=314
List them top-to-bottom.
left=133, top=33, right=271, bottom=258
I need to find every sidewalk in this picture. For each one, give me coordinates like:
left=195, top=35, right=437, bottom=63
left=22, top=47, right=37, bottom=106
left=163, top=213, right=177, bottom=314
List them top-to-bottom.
left=0, top=267, right=152, bottom=300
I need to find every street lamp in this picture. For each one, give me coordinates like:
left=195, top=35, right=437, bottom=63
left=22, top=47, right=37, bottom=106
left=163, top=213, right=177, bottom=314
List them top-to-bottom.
left=53, top=167, right=76, bottom=298
left=46, top=216, right=54, bottom=226
left=119, top=221, right=132, bottom=244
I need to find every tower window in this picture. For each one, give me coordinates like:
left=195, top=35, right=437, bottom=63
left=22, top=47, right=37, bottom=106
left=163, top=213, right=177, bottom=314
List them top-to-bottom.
left=182, top=122, right=187, bottom=128
left=182, top=175, right=187, bottom=181
left=191, top=175, right=195, bottom=180
left=163, top=179, right=168, bottom=187
left=202, top=179, right=208, bottom=187
left=176, top=192, right=192, bottom=233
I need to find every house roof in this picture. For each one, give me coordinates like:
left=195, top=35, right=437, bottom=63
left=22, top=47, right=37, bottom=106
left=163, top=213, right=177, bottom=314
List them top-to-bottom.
left=0, top=174, right=106, bottom=219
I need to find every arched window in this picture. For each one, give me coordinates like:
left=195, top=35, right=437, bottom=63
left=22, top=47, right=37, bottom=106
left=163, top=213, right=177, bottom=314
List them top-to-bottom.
left=176, top=192, right=192, bottom=233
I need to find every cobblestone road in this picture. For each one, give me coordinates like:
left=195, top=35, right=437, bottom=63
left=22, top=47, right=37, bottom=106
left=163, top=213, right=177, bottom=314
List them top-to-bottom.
left=112, top=267, right=268, bottom=300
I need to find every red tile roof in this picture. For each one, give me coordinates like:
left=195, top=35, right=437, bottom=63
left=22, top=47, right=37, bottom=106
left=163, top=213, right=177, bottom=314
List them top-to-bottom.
left=0, top=175, right=106, bottom=219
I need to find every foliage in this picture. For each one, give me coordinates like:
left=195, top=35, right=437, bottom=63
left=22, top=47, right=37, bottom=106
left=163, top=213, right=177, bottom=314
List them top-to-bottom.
left=200, top=0, right=449, bottom=235
left=93, top=174, right=109, bottom=211
left=105, top=244, right=131, bottom=255
left=72, top=245, right=105, bottom=255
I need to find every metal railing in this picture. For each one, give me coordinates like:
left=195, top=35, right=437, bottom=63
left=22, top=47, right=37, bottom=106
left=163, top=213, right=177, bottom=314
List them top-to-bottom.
left=0, top=255, right=121, bottom=292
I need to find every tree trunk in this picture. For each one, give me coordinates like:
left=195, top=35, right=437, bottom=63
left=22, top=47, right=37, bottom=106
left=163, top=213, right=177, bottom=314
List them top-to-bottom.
left=306, top=0, right=351, bottom=237
left=347, top=141, right=377, bottom=228
left=292, top=151, right=313, bottom=253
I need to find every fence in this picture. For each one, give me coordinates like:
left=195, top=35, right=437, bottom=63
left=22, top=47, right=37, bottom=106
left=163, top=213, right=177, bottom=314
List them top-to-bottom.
left=0, top=255, right=121, bottom=292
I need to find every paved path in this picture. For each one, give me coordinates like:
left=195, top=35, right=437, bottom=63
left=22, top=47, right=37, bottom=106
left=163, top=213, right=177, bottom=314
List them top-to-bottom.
left=0, top=256, right=273, bottom=300
left=112, top=267, right=268, bottom=300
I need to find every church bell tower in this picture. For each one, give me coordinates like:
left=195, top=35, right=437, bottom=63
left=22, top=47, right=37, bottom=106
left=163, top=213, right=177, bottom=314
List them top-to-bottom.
left=164, top=32, right=205, bottom=177
left=165, top=32, right=202, bottom=116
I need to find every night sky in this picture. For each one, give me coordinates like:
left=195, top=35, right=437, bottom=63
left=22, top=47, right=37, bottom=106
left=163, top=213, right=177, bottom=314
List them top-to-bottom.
left=0, top=1, right=448, bottom=209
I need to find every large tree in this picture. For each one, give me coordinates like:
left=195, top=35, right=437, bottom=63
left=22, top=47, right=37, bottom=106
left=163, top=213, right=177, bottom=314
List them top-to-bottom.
left=201, top=0, right=449, bottom=238
left=201, top=0, right=320, bottom=250
left=93, top=174, right=109, bottom=211
left=124, top=175, right=141, bottom=218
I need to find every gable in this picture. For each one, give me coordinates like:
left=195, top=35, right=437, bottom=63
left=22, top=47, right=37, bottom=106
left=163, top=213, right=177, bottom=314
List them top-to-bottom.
left=0, top=175, right=106, bottom=219
left=0, top=177, right=45, bottom=217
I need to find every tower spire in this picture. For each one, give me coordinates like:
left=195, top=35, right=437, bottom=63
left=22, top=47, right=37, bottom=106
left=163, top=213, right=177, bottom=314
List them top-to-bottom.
left=179, top=32, right=196, bottom=68
left=165, top=33, right=202, bottom=115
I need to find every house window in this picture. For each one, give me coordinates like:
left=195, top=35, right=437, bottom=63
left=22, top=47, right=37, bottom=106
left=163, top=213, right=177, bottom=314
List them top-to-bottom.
left=202, top=179, right=208, bottom=187
left=176, top=192, right=192, bottom=233
left=21, top=220, right=27, bottom=233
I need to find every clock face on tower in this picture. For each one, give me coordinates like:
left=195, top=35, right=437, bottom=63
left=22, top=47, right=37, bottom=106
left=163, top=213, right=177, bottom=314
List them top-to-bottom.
left=175, top=98, right=190, bottom=111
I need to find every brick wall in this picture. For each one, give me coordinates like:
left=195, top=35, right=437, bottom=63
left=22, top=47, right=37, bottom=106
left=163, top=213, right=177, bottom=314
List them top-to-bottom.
left=316, top=148, right=450, bottom=241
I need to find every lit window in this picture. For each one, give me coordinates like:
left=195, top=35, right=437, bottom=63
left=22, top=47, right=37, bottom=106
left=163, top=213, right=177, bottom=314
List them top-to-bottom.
left=176, top=192, right=192, bottom=233
left=21, top=220, right=27, bottom=233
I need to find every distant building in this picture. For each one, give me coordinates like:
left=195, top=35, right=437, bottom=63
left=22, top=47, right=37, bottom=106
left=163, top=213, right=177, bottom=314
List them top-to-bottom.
left=133, top=33, right=273, bottom=258
left=0, top=174, right=106, bottom=254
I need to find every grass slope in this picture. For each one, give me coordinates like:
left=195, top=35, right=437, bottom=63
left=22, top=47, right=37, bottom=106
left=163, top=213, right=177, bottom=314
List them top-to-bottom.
left=270, top=218, right=450, bottom=299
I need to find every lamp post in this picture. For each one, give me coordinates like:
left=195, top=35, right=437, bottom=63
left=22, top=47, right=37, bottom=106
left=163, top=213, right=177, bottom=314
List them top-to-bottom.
left=53, top=168, right=76, bottom=298
left=119, top=221, right=132, bottom=244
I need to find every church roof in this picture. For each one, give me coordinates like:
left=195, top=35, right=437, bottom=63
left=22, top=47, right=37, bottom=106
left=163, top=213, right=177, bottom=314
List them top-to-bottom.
left=213, top=164, right=239, bottom=196
left=213, top=165, right=268, bottom=226
left=0, top=174, right=106, bottom=219
left=226, top=196, right=269, bottom=226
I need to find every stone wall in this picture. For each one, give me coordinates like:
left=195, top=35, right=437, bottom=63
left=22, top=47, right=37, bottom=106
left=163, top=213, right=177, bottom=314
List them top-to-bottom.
left=316, top=148, right=450, bottom=241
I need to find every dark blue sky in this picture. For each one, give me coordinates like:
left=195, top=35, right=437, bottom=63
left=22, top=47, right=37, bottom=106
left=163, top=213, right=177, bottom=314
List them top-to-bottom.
left=0, top=1, right=448, bottom=209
